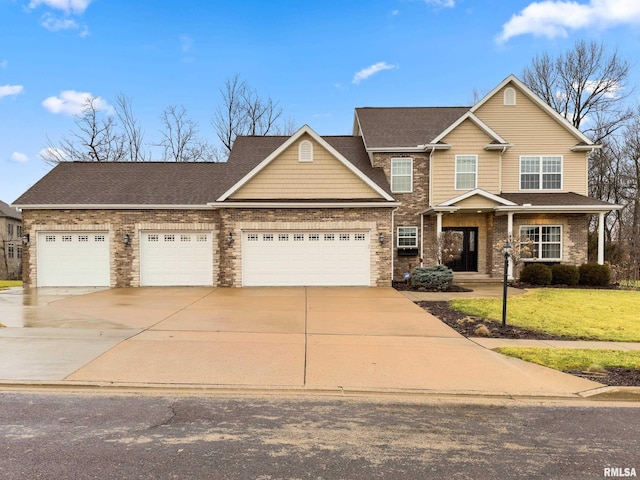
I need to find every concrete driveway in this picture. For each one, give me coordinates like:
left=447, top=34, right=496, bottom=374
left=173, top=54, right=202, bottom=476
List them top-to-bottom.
left=0, top=286, right=603, bottom=397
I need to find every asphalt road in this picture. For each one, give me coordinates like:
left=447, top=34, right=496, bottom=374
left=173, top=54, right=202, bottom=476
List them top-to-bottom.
left=0, top=392, right=638, bottom=479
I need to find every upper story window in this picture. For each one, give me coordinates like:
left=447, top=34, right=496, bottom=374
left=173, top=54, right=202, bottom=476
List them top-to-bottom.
left=504, top=87, right=516, bottom=106
left=298, top=140, right=313, bottom=162
left=455, top=155, right=477, bottom=190
left=520, top=156, right=562, bottom=190
left=391, top=158, right=413, bottom=193
left=7, top=223, right=14, bottom=237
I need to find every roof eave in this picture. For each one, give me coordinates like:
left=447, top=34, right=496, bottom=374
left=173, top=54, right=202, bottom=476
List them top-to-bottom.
left=209, top=201, right=401, bottom=208
left=13, top=204, right=215, bottom=210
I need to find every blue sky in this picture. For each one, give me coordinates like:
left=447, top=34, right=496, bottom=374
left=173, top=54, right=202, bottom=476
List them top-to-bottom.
left=2, top=0, right=640, bottom=204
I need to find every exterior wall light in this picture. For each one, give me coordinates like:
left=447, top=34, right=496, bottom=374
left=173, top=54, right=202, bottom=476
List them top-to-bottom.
left=226, top=232, right=234, bottom=245
left=378, top=232, right=385, bottom=245
left=123, top=233, right=131, bottom=246
left=22, top=234, right=30, bottom=245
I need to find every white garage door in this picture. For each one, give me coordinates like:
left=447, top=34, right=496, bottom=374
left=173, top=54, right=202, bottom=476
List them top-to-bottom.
left=242, top=231, right=371, bottom=286
left=37, top=232, right=110, bottom=287
left=140, top=232, right=213, bottom=286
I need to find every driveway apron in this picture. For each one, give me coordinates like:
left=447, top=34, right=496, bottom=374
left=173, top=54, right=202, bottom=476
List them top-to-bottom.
left=0, top=286, right=602, bottom=396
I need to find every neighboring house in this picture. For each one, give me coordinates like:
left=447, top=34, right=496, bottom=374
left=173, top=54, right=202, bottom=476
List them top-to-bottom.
left=13, top=75, right=619, bottom=288
left=0, top=200, right=23, bottom=280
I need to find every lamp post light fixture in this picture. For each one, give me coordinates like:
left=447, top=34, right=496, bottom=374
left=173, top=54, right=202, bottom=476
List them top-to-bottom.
left=226, top=232, right=234, bottom=246
left=378, top=232, right=385, bottom=245
left=123, top=233, right=131, bottom=246
left=501, top=240, right=513, bottom=327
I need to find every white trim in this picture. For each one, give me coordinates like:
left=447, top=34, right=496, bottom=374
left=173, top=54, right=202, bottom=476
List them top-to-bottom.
left=471, top=74, right=594, bottom=146
left=431, top=112, right=509, bottom=145
left=217, top=124, right=394, bottom=202
left=298, top=140, right=313, bottom=162
left=454, top=154, right=478, bottom=190
left=519, top=155, right=563, bottom=191
left=390, top=157, right=414, bottom=193
left=439, top=189, right=518, bottom=207
left=208, top=201, right=401, bottom=208
left=13, top=204, right=214, bottom=210
left=495, top=204, right=621, bottom=214
left=397, top=226, right=418, bottom=248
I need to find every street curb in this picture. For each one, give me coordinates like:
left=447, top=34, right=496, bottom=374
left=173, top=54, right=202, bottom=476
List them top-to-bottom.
left=0, top=380, right=638, bottom=404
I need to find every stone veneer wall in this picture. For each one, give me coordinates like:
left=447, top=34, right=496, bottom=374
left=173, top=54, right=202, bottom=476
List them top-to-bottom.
left=371, top=153, right=430, bottom=280
left=218, top=208, right=393, bottom=287
left=21, top=209, right=220, bottom=287
left=491, top=213, right=589, bottom=279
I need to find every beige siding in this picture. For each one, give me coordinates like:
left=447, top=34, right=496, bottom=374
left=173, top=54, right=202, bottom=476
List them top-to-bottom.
left=474, top=82, right=588, bottom=195
left=431, top=119, right=501, bottom=205
left=231, top=134, right=381, bottom=200
left=455, top=196, right=500, bottom=209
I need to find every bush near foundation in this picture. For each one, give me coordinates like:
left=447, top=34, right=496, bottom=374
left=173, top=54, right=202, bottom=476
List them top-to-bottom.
left=519, top=263, right=552, bottom=285
left=579, top=263, right=611, bottom=287
left=551, top=264, right=580, bottom=286
left=411, top=265, right=454, bottom=291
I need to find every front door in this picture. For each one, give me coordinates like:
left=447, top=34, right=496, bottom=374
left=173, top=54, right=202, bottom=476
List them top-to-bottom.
left=442, top=227, right=478, bottom=272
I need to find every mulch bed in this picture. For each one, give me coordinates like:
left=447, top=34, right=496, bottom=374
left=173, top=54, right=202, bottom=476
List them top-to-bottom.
left=415, top=299, right=640, bottom=387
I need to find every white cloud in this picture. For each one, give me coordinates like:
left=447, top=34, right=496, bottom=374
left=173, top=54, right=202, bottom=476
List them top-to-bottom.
left=28, top=0, right=92, bottom=14
left=424, top=0, right=455, bottom=7
left=498, top=0, right=640, bottom=43
left=41, top=14, right=79, bottom=31
left=179, top=34, right=193, bottom=53
left=0, top=60, right=7, bottom=68
left=352, top=62, right=397, bottom=85
left=0, top=84, right=24, bottom=98
left=42, top=90, right=111, bottom=115
left=38, top=147, right=68, bottom=162
left=11, top=152, right=29, bottom=163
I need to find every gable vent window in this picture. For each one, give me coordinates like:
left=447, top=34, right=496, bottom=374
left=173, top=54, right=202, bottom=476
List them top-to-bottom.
left=504, top=87, right=516, bottom=106
left=299, top=140, right=313, bottom=162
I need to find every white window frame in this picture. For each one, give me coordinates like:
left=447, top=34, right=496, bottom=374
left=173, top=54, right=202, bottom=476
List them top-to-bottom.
left=298, top=140, right=313, bottom=162
left=455, top=155, right=478, bottom=190
left=519, top=156, right=563, bottom=190
left=391, top=158, right=413, bottom=193
left=519, top=225, right=562, bottom=261
left=397, top=226, right=418, bottom=248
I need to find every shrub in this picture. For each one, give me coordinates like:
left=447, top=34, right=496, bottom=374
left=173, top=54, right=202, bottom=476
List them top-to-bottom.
left=519, top=263, right=552, bottom=285
left=579, top=263, right=611, bottom=287
left=551, top=264, right=580, bottom=286
left=411, top=265, right=454, bottom=291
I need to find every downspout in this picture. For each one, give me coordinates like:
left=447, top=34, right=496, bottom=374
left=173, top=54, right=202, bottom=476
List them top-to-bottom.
left=428, top=146, right=435, bottom=207
left=390, top=207, right=399, bottom=283
left=420, top=213, right=424, bottom=267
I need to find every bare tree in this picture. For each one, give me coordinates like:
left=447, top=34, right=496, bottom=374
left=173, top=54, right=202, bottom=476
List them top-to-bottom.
left=522, top=40, right=633, bottom=143
left=213, top=75, right=289, bottom=158
left=115, top=94, right=148, bottom=162
left=42, top=96, right=126, bottom=164
left=158, top=105, right=213, bottom=162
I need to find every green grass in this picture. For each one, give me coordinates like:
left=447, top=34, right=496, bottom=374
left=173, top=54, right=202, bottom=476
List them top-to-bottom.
left=0, top=280, right=22, bottom=290
left=450, top=289, right=640, bottom=341
left=495, top=347, right=640, bottom=372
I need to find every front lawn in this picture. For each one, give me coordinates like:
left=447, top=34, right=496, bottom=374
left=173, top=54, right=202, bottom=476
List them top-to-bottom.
left=0, top=280, right=22, bottom=290
left=449, top=289, right=640, bottom=342
left=495, top=347, right=640, bottom=371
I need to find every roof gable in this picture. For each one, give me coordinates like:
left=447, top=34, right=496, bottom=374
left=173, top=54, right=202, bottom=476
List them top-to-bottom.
left=471, top=74, right=594, bottom=146
left=432, top=112, right=509, bottom=145
left=218, top=125, right=394, bottom=201
left=439, top=189, right=517, bottom=207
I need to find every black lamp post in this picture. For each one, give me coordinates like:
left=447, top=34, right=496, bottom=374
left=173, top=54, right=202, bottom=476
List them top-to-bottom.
left=501, top=241, right=513, bottom=327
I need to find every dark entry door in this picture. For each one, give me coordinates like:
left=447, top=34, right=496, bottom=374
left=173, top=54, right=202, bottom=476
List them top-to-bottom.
left=442, top=227, right=478, bottom=272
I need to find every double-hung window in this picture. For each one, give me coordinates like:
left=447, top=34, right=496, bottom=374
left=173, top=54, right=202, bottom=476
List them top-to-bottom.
left=455, top=155, right=477, bottom=190
left=520, top=156, right=562, bottom=190
left=391, top=158, right=413, bottom=193
left=520, top=225, right=562, bottom=260
left=397, top=226, right=418, bottom=248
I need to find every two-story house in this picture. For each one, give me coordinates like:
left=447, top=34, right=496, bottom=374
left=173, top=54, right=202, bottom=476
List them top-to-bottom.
left=13, top=75, right=618, bottom=288
left=0, top=199, right=23, bottom=280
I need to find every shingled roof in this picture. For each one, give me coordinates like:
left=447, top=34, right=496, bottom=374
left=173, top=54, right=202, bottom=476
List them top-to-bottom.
left=355, top=107, right=470, bottom=149
left=14, top=134, right=392, bottom=206
left=499, top=192, right=615, bottom=208
left=0, top=200, right=21, bottom=219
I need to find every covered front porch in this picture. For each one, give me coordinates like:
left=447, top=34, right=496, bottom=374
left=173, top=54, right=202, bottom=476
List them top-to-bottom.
left=420, top=189, right=620, bottom=281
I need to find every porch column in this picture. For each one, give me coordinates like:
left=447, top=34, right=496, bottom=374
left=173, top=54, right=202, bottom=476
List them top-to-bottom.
left=436, top=212, right=443, bottom=236
left=507, top=212, right=514, bottom=279
left=598, top=212, right=605, bottom=265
